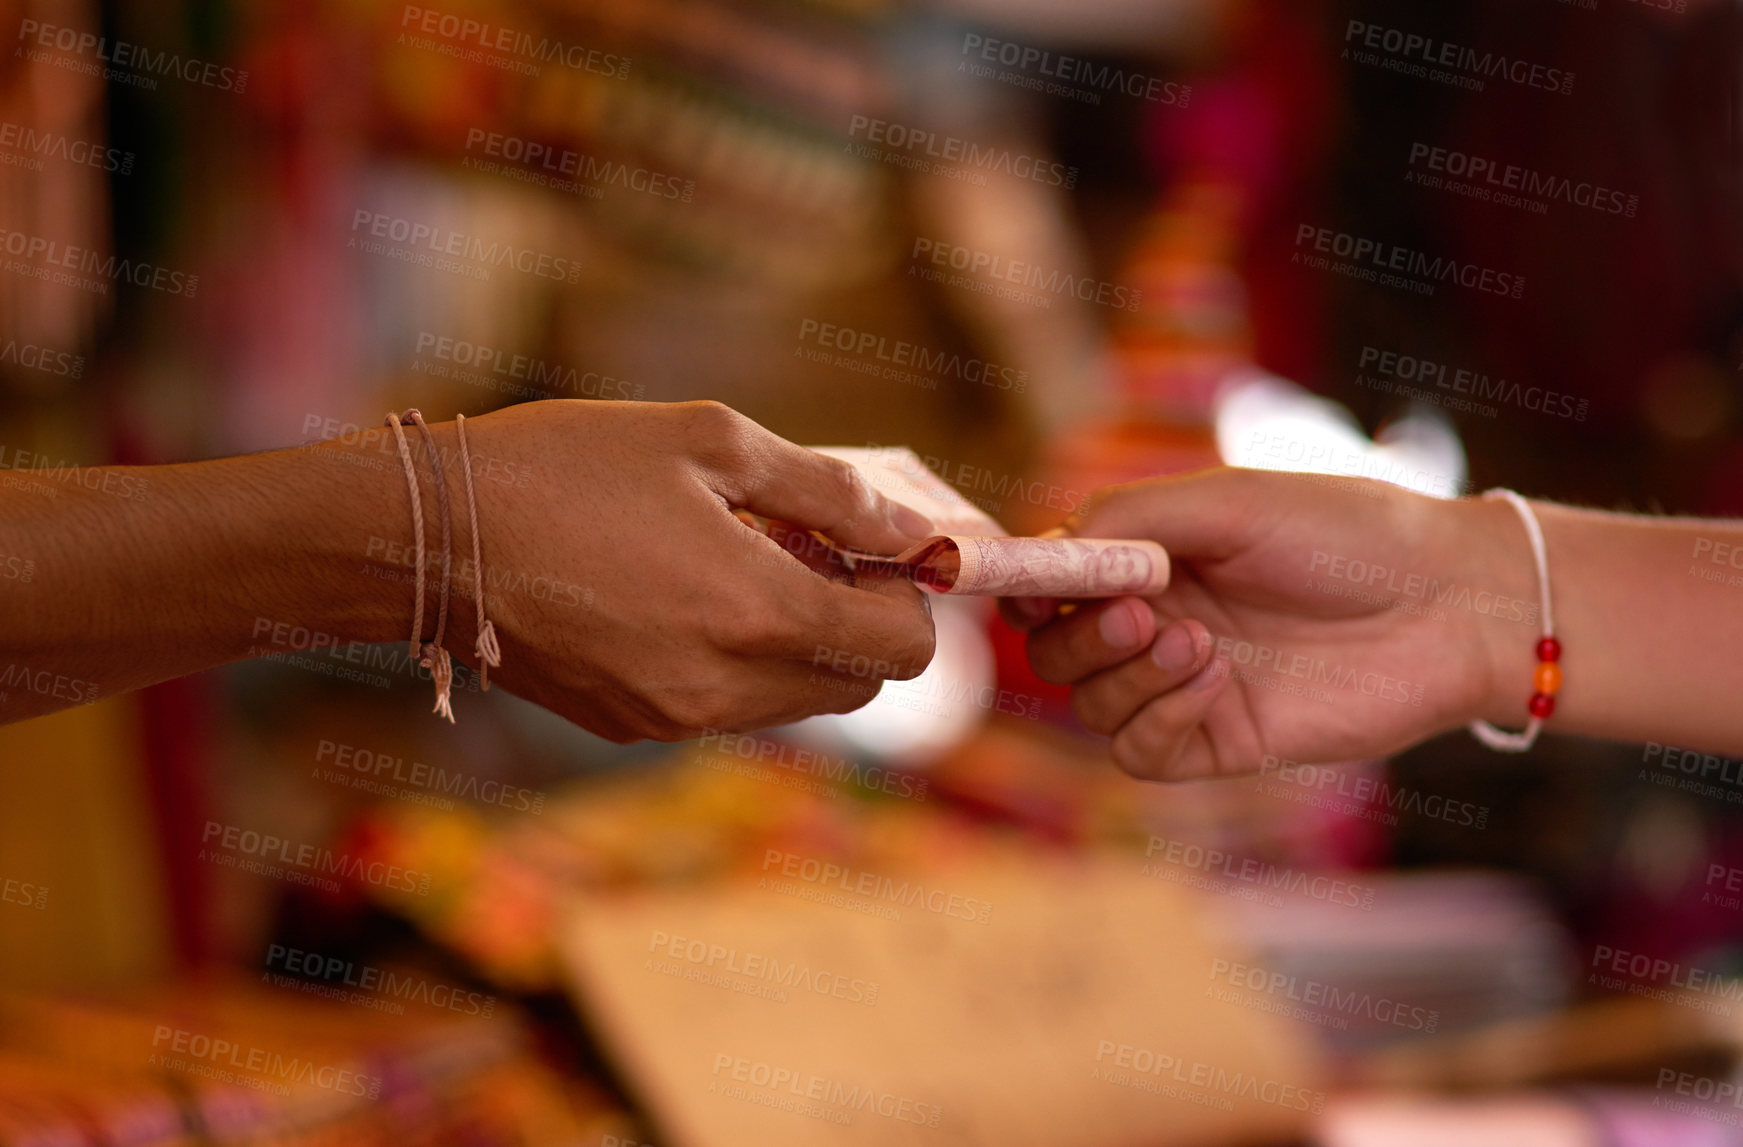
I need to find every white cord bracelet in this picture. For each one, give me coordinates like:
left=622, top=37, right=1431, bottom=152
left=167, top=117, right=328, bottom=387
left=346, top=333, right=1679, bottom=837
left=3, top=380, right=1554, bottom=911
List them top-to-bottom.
left=1467, top=489, right=1562, bottom=752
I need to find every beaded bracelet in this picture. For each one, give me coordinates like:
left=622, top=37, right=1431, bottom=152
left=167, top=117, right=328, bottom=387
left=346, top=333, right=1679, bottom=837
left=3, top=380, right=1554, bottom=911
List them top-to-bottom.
left=1468, top=489, right=1560, bottom=752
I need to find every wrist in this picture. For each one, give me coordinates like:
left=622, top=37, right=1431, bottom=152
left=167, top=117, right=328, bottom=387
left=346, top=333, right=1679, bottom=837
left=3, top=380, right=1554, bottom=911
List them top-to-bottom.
left=254, top=419, right=477, bottom=658
left=1455, top=493, right=1550, bottom=729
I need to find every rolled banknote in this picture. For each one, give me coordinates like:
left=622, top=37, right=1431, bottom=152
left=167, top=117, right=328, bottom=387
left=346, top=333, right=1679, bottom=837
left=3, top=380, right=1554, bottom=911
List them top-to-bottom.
left=792, top=446, right=1170, bottom=596
left=845, top=535, right=1170, bottom=597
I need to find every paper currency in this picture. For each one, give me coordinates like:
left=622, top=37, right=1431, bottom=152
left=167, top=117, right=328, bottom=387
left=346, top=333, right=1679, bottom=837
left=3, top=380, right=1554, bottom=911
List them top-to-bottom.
left=808, top=446, right=1171, bottom=597
left=846, top=534, right=1169, bottom=597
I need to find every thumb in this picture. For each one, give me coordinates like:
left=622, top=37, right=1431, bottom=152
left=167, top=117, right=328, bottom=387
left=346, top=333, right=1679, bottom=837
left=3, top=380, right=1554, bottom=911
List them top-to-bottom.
left=706, top=420, right=936, bottom=556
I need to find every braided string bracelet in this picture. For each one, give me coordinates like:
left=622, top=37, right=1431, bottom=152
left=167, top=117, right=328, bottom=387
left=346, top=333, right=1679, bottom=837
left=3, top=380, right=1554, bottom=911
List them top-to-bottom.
left=383, top=410, right=505, bottom=720
left=454, top=413, right=502, bottom=689
left=1467, top=488, right=1563, bottom=752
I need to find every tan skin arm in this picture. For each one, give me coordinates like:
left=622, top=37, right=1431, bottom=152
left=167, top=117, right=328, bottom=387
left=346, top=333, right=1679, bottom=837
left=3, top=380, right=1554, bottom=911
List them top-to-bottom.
left=0, top=400, right=938, bottom=740
left=1005, top=468, right=1743, bottom=780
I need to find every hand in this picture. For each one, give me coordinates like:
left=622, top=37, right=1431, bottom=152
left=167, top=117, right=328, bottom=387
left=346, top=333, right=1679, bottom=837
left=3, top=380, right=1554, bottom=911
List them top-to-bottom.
left=437, top=401, right=938, bottom=741
left=1001, top=468, right=1533, bottom=780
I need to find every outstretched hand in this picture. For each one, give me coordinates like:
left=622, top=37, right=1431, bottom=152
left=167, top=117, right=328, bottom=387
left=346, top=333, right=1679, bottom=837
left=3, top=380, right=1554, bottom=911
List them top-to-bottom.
left=1001, top=469, right=1533, bottom=780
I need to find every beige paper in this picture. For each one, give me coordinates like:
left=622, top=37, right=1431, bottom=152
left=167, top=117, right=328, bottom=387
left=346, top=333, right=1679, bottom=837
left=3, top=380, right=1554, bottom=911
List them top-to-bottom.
left=810, top=447, right=1170, bottom=597
left=556, top=855, right=1325, bottom=1147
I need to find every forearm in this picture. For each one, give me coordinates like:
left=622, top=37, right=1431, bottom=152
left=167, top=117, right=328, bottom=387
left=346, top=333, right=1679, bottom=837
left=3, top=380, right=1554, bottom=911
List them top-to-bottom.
left=0, top=431, right=432, bottom=723
left=1467, top=496, right=1743, bottom=755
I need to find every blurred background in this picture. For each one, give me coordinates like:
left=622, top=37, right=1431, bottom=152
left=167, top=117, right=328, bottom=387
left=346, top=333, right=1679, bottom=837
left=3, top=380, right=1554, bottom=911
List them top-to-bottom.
left=1, top=0, right=1742, bottom=1142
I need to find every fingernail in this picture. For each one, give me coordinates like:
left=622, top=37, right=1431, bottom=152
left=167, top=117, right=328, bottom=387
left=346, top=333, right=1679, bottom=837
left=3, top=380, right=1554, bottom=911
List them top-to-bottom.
left=891, top=503, right=935, bottom=541
left=1098, top=600, right=1142, bottom=649
left=1152, top=623, right=1196, bottom=672
left=1188, top=659, right=1226, bottom=691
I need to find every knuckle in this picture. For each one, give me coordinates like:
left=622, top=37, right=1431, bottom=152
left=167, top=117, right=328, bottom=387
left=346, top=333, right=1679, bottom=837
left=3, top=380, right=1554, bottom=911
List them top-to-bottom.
left=682, top=401, right=757, bottom=464
left=702, top=595, right=777, bottom=652
left=1026, top=633, right=1071, bottom=685
left=657, top=679, right=740, bottom=732
left=1070, top=689, right=1115, bottom=737
left=1111, top=731, right=1169, bottom=781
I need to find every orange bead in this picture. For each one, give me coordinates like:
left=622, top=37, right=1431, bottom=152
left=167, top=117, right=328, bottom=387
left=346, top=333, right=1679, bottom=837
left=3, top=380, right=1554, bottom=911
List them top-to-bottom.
left=1534, top=661, right=1563, bottom=696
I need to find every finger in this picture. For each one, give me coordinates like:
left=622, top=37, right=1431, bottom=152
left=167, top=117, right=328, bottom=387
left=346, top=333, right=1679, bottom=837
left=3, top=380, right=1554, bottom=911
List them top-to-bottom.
left=694, top=405, right=935, bottom=555
left=1071, top=469, right=1265, bottom=559
left=734, top=565, right=934, bottom=681
left=997, top=595, right=1061, bottom=631
left=1026, top=596, right=1156, bottom=685
left=1070, top=619, right=1215, bottom=735
left=683, top=655, right=907, bottom=736
left=1107, top=659, right=1231, bottom=781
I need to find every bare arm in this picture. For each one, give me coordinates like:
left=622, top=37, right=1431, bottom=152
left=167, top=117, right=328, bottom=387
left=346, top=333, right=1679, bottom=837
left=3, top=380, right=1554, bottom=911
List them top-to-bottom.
left=0, top=400, right=938, bottom=738
left=1006, top=469, right=1743, bottom=780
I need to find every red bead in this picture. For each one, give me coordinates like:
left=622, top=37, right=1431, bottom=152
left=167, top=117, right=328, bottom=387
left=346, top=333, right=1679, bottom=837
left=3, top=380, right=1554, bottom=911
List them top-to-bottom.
left=1535, top=636, right=1561, bottom=663
left=1528, top=692, right=1556, bottom=719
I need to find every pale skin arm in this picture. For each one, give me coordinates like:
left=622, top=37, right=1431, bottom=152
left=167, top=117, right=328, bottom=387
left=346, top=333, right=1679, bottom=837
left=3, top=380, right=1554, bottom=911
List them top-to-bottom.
left=0, top=400, right=938, bottom=738
left=1004, top=468, right=1743, bottom=780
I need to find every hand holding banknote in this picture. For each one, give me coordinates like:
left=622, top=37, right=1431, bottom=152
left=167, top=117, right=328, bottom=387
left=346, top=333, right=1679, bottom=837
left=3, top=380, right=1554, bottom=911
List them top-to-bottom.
left=803, top=447, right=1170, bottom=597
left=1003, top=468, right=1526, bottom=781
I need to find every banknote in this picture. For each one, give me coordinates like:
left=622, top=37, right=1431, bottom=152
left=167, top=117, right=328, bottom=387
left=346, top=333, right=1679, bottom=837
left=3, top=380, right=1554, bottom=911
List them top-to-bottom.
left=805, top=446, right=1171, bottom=597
